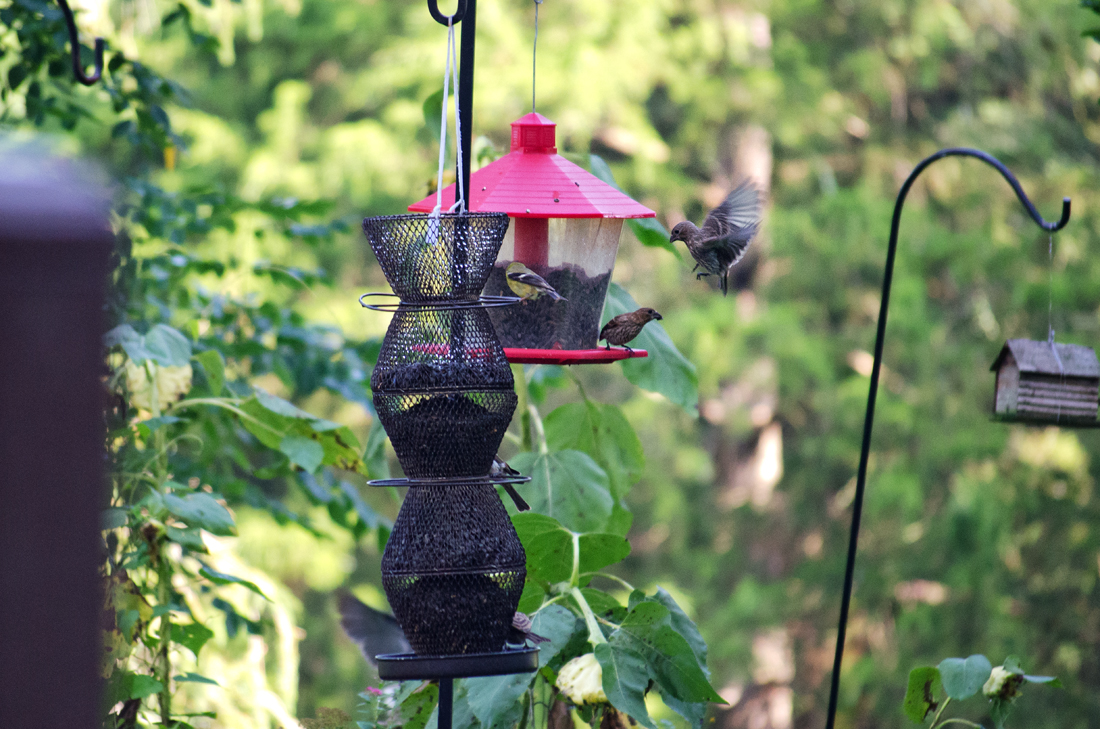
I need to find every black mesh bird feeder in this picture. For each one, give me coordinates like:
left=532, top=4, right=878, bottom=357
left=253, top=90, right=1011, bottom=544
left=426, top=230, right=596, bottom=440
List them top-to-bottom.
left=357, top=3, right=540, bottom=712
left=361, top=210, right=536, bottom=658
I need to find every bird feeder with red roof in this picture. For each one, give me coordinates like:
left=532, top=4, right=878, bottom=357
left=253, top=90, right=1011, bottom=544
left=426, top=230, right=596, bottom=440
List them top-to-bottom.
left=410, top=113, right=656, bottom=364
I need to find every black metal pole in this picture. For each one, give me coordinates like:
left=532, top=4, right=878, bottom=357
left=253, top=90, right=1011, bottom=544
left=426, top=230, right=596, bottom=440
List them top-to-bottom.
left=55, top=0, right=104, bottom=85
left=456, top=0, right=476, bottom=206
left=822, top=148, right=1071, bottom=729
left=438, top=678, right=454, bottom=729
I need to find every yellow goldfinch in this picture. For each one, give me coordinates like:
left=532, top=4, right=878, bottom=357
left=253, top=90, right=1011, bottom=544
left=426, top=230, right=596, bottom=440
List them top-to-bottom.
left=506, top=261, right=566, bottom=302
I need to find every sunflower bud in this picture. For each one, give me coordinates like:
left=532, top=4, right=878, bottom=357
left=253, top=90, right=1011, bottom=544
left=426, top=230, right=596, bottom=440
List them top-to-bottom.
left=125, top=360, right=192, bottom=413
left=556, top=653, right=607, bottom=705
left=983, top=665, right=1024, bottom=700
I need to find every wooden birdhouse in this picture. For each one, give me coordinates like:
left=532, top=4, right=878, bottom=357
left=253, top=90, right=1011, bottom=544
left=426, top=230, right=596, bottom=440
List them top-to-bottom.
left=409, top=113, right=656, bottom=364
left=991, top=339, right=1100, bottom=424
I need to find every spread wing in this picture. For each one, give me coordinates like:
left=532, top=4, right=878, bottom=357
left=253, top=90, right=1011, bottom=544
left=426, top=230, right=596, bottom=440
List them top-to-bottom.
left=700, top=180, right=761, bottom=242
left=338, top=593, right=411, bottom=664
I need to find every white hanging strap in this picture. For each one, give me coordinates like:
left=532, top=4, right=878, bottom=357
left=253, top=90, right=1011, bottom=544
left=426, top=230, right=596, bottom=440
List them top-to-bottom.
left=432, top=17, right=466, bottom=216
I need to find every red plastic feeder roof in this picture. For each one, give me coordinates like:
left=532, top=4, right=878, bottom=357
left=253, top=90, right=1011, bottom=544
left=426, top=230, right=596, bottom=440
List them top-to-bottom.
left=409, top=113, right=656, bottom=220
left=503, top=347, right=648, bottom=365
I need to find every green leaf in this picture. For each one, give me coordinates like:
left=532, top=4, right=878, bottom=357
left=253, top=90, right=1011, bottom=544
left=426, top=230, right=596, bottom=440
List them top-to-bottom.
left=423, top=89, right=444, bottom=145
left=588, top=154, right=676, bottom=256
left=603, top=283, right=698, bottom=413
left=108, top=323, right=192, bottom=366
left=142, top=324, right=192, bottom=366
left=193, top=350, right=225, bottom=395
left=239, top=392, right=367, bottom=475
left=544, top=400, right=645, bottom=514
left=364, top=418, right=390, bottom=480
left=280, top=434, right=324, bottom=473
left=508, top=450, right=613, bottom=533
left=163, top=493, right=236, bottom=536
left=101, top=508, right=129, bottom=530
left=512, top=513, right=574, bottom=584
left=166, top=525, right=208, bottom=553
left=577, top=533, right=630, bottom=574
left=199, top=566, right=269, bottom=599
left=649, top=587, right=708, bottom=671
left=609, top=601, right=723, bottom=704
left=532, top=604, right=582, bottom=664
left=171, top=621, right=214, bottom=657
left=595, top=642, right=655, bottom=729
left=938, top=655, right=992, bottom=700
left=902, top=667, right=941, bottom=723
left=174, top=672, right=220, bottom=686
left=126, top=673, right=164, bottom=700
left=465, top=673, right=529, bottom=729
left=1023, top=674, right=1061, bottom=687
left=396, top=682, right=438, bottom=729
left=990, top=697, right=1011, bottom=729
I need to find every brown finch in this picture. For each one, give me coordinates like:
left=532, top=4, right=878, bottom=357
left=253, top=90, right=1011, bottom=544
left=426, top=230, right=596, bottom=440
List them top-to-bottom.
left=669, top=179, right=762, bottom=295
left=599, top=308, right=663, bottom=354
left=490, top=455, right=530, bottom=511
left=508, top=611, right=550, bottom=645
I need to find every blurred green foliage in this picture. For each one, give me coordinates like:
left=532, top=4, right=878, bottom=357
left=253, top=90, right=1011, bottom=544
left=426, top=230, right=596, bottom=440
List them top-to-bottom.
left=5, top=0, right=1100, bottom=726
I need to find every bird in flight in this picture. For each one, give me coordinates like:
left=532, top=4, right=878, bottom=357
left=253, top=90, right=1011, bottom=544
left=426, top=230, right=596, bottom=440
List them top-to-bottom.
left=670, top=180, right=762, bottom=295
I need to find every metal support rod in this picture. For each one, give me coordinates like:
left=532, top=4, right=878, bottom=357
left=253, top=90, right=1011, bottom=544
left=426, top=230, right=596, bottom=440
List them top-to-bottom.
left=56, top=0, right=104, bottom=85
left=456, top=0, right=476, bottom=204
left=823, top=148, right=1071, bottom=729
left=438, top=678, right=454, bottom=729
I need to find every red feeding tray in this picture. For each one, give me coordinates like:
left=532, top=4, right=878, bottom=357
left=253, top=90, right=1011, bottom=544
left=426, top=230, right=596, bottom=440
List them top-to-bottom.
left=503, top=347, right=648, bottom=365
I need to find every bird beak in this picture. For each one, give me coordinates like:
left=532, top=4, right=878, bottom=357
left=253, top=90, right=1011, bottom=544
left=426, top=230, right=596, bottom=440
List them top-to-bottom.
left=654, top=313, right=663, bottom=320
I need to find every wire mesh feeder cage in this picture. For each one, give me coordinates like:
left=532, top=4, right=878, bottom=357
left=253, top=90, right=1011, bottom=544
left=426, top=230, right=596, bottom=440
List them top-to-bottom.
left=364, top=211, right=517, bottom=478
left=363, top=212, right=511, bottom=302
left=371, top=306, right=517, bottom=478
left=381, top=482, right=527, bottom=655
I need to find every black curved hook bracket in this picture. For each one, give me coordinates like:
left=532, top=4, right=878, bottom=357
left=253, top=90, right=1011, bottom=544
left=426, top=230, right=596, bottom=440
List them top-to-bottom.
left=56, top=0, right=104, bottom=86
left=427, top=0, right=467, bottom=25
left=823, top=148, right=1071, bottom=729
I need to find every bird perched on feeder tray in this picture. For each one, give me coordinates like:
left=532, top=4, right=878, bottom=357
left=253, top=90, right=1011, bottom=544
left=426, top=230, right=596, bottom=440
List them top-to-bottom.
left=670, top=180, right=762, bottom=295
left=506, top=261, right=567, bottom=302
left=599, top=308, right=663, bottom=354
left=490, top=455, right=531, bottom=512
left=509, top=610, right=550, bottom=646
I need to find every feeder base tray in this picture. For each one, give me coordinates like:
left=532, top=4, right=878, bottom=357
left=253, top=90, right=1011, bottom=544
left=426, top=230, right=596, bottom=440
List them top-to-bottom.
left=504, top=347, right=648, bottom=365
left=375, top=647, right=539, bottom=680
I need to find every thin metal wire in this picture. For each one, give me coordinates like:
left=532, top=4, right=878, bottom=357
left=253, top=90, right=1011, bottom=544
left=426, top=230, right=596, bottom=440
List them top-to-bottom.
left=532, top=0, right=543, bottom=113
left=823, top=148, right=1071, bottom=729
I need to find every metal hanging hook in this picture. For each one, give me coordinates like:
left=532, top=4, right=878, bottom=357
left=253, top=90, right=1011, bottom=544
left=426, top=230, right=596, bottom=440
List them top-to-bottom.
left=56, top=0, right=104, bottom=86
left=427, top=0, right=468, bottom=25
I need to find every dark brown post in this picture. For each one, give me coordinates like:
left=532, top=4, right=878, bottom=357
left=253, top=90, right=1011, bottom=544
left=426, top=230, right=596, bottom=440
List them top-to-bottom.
left=0, top=150, right=113, bottom=729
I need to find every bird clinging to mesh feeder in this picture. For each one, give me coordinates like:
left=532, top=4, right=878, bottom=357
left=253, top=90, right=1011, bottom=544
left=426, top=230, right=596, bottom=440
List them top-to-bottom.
left=670, top=180, right=762, bottom=295
left=599, top=308, right=662, bottom=354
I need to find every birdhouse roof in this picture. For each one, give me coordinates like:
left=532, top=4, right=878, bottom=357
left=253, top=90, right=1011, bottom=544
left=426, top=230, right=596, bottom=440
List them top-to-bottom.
left=409, top=114, right=656, bottom=219
left=991, top=338, right=1100, bottom=378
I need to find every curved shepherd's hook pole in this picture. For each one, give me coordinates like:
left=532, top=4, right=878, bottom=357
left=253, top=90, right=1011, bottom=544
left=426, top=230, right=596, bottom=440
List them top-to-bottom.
left=56, top=0, right=104, bottom=86
left=823, top=148, right=1071, bottom=729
